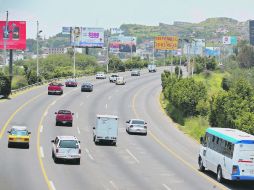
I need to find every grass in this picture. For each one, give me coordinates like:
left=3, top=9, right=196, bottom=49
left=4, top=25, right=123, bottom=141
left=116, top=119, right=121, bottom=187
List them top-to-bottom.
left=160, top=71, right=226, bottom=141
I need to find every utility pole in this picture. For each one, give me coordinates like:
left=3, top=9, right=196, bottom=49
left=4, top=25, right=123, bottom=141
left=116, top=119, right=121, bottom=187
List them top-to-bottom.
left=3, top=11, right=9, bottom=71
left=36, top=21, right=42, bottom=80
left=106, top=32, right=110, bottom=73
left=153, top=41, right=155, bottom=64
left=170, top=50, right=173, bottom=78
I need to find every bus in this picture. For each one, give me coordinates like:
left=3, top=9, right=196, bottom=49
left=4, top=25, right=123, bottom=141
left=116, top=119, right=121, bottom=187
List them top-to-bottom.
left=198, top=127, right=254, bottom=182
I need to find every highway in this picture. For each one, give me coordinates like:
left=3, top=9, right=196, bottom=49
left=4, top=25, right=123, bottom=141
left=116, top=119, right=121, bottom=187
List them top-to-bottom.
left=0, top=68, right=253, bottom=190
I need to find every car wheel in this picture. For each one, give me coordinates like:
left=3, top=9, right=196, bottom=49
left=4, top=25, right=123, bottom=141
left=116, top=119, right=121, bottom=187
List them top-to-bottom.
left=48, top=92, right=50, bottom=95
left=56, top=121, right=58, bottom=126
left=70, top=122, right=73, bottom=127
left=144, top=132, right=147, bottom=136
left=8, top=142, right=11, bottom=148
left=112, top=142, right=116, bottom=146
left=27, top=143, right=30, bottom=149
left=198, top=157, right=205, bottom=172
left=76, top=158, right=80, bottom=165
left=217, top=166, right=223, bottom=183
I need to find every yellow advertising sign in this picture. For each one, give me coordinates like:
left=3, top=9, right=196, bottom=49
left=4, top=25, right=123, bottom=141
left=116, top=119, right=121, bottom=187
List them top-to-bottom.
left=155, top=36, right=178, bottom=50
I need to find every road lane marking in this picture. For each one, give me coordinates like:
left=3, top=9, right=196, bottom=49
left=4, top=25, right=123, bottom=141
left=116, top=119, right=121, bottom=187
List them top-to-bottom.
left=131, top=85, right=227, bottom=190
left=0, top=92, right=44, bottom=139
left=50, top=101, right=56, bottom=106
left=80, top=102, right=84, bottom=106
left=105, top=104, right=108, bottom=109
left=44, top=111, right=48, bottom=117
left=76, top=112, right=79, bottom=119
left=40, top=125, right=44, bottom=133
left=77, top=126, right=81, bottom=134
left=40, top=146, right=44, bottom=158
left=85, top=148, right=94, bottom=160
left=125, top=149, right=140, bottom=164
left=109, top=180, right=118, bottom=190
left=49, top=181, right=56, bottom=190
left=162, top=184, right=171, bottom=190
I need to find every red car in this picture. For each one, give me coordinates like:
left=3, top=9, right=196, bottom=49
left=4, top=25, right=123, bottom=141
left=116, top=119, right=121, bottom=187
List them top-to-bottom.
left=65, top=79, right=78, bottom=87
left=48, top=82, right=63, bottom=95
left=55, top=110, right=74, bottom=126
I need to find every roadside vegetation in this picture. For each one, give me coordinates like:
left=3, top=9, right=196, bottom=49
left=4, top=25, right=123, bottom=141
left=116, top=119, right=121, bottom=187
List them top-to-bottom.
left=161, top=42, right=254, bottom=140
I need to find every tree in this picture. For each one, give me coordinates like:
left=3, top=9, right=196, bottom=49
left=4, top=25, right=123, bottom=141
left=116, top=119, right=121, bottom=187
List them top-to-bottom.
left=237, top=45, right=254, bottom=68
left=0, top=73, right=11, bottom=98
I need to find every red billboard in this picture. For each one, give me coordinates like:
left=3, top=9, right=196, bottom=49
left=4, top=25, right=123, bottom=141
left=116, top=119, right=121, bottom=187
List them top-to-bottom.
left=0, top=21, right=26, bottom=50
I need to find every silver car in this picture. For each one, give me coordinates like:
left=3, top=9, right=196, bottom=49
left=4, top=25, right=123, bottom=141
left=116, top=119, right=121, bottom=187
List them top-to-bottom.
left=131, top=69, right=140, bottom=76
left=126, top=119, right=147, bottom=135
left=51, top=136, right=81, bottom=164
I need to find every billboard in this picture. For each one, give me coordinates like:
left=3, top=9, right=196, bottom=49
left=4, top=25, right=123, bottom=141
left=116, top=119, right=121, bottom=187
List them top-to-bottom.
left=250, top=20, right=254, bottom=46
left=0, top=21, right=26, bottom=50
left=70, top=27, right=104, bottom=48
left=109, top=36, right=136, bottom=53
left=155, top=36, right=178, bottom=50
left=222, top=36, right=237, bottom=45
left=183, top=39, right=205, bottom=55
left=204, top=47, right=220, bottom=56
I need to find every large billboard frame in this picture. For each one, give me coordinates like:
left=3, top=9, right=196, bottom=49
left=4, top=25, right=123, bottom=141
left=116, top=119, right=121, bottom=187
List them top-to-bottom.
left=0, top=21, right=26, bottom=50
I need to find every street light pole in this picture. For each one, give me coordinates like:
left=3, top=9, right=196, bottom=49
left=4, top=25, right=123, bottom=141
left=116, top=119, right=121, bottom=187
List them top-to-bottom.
left=36, top=21, right=42, bottom=79
left=106, top=33, right=110, bottom=73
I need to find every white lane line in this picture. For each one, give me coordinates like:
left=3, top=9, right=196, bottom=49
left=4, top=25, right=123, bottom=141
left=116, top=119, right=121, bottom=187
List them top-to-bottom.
left=108, top=96, right=112, bottom=100
left=50, top=100, right=56, bottom=106
left=80, top=102, right=84, bottom=106
left=105, top=104, right=108, bottom=109
left=44, top=111, right=48, bottom=117
left=76, top=112, right=79, bottom=119
left=40, top=125, right=43, bottom=133
left=77, top=126, right=81, bottom=134
left=40, top=146, right=44, bottom=158
left=85, top=148, right=94, bottom=161
left=125, top=149, right=140, bottom=164
left=109, top=180, right=118, bottom=190
left=49, top=181, right=56, bottom=190
left=162, top=184, right=171, bottom=190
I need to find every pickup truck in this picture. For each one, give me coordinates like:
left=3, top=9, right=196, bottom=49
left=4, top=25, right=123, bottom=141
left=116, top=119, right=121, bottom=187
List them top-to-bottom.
left=48, top=82, right=63, bottom=95
left=55, top=110, right=74, bottom=126
left=93, top=115, right=118, bottom=145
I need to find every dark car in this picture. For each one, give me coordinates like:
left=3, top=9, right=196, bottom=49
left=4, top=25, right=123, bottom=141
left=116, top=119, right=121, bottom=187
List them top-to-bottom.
left=65, top=79, right=78, bottom=87
left=81, top=82, right=93, bottom=92
left=55, top=110, right=74, bottom=126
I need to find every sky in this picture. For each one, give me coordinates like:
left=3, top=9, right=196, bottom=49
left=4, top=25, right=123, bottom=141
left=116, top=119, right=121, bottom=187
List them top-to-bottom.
left=0, top=0, right=253, bottom=39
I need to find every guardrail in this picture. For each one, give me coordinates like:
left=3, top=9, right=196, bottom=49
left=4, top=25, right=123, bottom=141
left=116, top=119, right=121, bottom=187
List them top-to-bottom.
left=10, top=74, right=86, bottom=95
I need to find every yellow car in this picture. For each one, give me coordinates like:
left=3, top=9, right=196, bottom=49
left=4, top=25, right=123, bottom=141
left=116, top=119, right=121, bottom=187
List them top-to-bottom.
left=8, top=126, right=31, bottom=148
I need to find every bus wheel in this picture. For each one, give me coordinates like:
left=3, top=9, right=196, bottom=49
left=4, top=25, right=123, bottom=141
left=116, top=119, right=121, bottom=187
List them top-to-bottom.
left=198, top=157, right=205, bottom=172
left=217, top=166, right=223, bottom=183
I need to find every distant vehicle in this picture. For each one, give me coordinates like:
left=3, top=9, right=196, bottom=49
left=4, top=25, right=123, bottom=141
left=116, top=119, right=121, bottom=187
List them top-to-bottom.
left=148, top=64, right=157, bottom=72
left=131, top=69, right=140, bottom=76
left=96, top=72, right=106, bottom=79
left=109, top=74, right=119, bottom=83
left=115, top=77, right=126, bottom=85
left=65, top=79, right=78, bottom=87
left=48, top=82, right=63, bottom=95
left=81, top=82, right=93, bottom=92
left=55, top=110, right=74, bottom=126
left=93, top=115, right=118, bottom=145
left=126, top=119, right=147, bottom=135
left=7, top=126, right=31, bottom=148
left=199, top=128, right=254, bottom=183
left=51, top=136, right=81, bottom=164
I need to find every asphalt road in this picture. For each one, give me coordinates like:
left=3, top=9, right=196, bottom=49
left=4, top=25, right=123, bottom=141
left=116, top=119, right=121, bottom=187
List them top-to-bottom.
left=0, top=68, right=253, bottom=190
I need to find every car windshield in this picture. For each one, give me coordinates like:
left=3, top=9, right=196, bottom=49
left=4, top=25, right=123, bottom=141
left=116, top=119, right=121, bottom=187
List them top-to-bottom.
left=58, top=110, right=71, bottom=114
left=132, top=120, right=145, bottom=125
left=11, top=130, right=28, bottom=136
left=59, top=140, right=78, bottom=148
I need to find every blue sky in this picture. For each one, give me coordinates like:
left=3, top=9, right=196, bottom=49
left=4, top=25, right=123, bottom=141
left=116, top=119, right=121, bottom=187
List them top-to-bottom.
left=0, top=0, right=253, bottom=39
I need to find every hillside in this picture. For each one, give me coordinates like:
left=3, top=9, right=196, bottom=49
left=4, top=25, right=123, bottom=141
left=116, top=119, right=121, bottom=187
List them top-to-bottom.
left=26, top=17, right=249, bottom=53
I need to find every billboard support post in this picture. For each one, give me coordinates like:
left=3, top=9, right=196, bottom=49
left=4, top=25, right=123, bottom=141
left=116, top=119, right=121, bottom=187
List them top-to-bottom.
left=36, top=21, right=42, bottom=80
left=153, top=41, right=155, bottom=64
left=85, top=47, right=89, bottom=55
left=9, top=49, right=13, bottom=90
left=170, top=50, right=173, bottom=78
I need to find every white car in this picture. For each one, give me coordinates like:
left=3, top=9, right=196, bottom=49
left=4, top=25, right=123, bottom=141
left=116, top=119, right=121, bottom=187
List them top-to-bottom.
left=131, top=69, right=140, bottom=76
left=96, top=72, right=106, bottom=79
left=109, top=74, right=119, bottom=83
left=115, top=77, right=126, bottom=85
left=126, top=119, right=147, bottom=135
left=51, top=136, right=81, bottom=164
